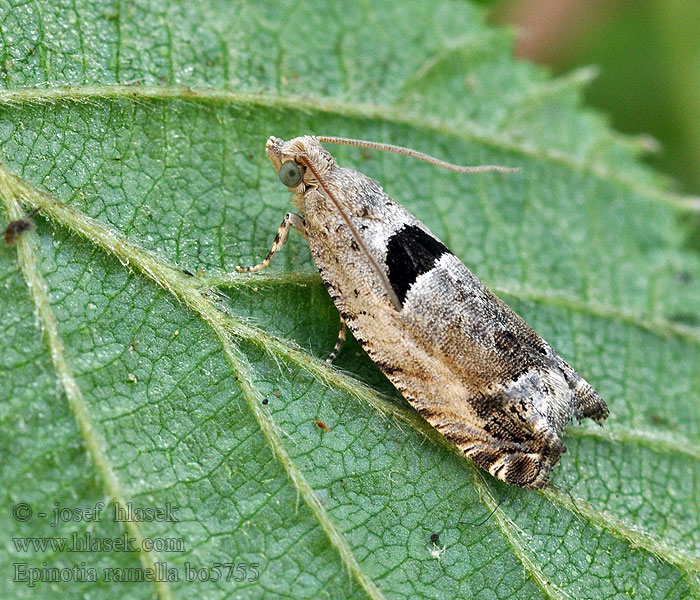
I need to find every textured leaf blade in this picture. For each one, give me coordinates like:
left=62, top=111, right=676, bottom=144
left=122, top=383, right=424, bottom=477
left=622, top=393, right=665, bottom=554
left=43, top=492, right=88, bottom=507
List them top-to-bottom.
left=1, top=1, right=699, bottom=599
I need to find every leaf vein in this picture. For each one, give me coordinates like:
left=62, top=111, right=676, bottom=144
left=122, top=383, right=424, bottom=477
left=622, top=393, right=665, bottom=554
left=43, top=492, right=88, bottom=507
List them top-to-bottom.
left=0, top=84, right=697, bottom=212
left=0, top=162, right=387, bottom=600
left=4, top=163, right=698, bottom=585
left=0, top=177, right=175, bottom=600
left=212, top=271, right=700, bottom=347
left=209, top=328, right=388, bottom=600
left=470, top=472, right=575, bottom=600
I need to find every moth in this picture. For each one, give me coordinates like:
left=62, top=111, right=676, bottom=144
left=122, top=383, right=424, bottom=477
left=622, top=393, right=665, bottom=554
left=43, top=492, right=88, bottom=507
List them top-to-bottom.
left=238, top=135, right=609, bottom=488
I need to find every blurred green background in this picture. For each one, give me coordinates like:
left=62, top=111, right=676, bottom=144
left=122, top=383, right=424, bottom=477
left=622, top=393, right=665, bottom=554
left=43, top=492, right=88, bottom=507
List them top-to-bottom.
left=491, top=0, right=700, bottom=196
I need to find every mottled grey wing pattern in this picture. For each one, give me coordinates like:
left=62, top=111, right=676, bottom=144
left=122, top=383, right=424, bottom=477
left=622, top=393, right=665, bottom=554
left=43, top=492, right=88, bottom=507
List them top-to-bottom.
left=353, top=214, right=603, bottom=485
left=395, top=232, right=607, bottom=482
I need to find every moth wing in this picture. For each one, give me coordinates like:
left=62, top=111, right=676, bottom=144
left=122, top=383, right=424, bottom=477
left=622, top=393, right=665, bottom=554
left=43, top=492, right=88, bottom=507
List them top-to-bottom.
left=303, top=168, right=607, bottom=487
left=389, top=221, right=607, bottom=423
left=378, top=222, right=607, bottom=486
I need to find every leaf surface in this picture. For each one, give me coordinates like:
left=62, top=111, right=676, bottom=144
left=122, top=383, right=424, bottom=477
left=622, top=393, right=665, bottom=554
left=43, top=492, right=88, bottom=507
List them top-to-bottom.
left=1, top=1, right=699, bottom=599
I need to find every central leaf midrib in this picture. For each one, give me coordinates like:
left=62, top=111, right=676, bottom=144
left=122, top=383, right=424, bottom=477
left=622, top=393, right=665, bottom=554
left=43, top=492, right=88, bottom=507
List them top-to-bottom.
left=0, top=165, right=387, bottom=599
left=0, top=186, right=174, bottom=600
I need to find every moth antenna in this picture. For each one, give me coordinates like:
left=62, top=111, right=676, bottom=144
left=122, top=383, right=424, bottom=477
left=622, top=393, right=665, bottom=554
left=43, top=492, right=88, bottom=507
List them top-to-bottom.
left=316, top=136, right=520, bottom=174
left=298, top=153, right=402, bottom=311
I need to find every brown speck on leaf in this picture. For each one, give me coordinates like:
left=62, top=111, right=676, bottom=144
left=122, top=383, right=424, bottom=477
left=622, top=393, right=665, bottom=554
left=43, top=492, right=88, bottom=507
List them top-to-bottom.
left=4, top=208, right=40, bottom=245
left=649, top=413, right=676, bottom=428
left=314, top=420, right=331, bottom=432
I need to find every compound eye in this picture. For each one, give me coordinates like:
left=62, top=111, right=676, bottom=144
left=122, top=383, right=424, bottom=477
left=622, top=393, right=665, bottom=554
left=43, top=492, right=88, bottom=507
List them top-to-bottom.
left=279, top=161, right=303, bottom=187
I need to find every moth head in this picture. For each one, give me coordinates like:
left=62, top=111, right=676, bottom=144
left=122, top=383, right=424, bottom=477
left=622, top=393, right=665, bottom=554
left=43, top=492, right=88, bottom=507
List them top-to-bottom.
left=266, top=136, right=338, bottom=193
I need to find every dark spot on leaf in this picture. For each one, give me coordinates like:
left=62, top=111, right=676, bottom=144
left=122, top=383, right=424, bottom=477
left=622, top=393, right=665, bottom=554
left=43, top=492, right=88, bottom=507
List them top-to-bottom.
left=4, top=208, right=39, bottom=245
left=667, top=312, right=700, bottom=326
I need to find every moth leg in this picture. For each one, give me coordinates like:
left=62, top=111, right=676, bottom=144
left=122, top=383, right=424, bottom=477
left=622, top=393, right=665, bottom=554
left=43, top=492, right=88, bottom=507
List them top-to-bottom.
left=236, top=212, right=306, bottom=273
left=326, top=317, right=347, bottom=363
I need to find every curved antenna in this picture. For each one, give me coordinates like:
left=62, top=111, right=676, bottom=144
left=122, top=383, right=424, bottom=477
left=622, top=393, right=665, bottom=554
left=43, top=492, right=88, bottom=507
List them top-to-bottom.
left=316, top=136, right=519, bottom=174
left=298, top=153, right=402, bottom=311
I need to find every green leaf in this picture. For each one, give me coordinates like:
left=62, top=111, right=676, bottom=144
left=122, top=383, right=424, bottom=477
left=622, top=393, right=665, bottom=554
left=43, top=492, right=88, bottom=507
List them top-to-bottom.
left=1, top=1, right=699, bottom=599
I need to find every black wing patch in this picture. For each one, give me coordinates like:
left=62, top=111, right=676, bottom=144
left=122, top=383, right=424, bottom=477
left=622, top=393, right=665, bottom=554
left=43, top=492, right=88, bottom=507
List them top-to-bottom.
left=385, top=224, right=452, bottom=306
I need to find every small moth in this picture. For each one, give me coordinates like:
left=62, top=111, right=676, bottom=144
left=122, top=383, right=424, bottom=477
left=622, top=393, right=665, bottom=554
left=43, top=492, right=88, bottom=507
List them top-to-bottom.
left=238, top=135, right=608, bottom=488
